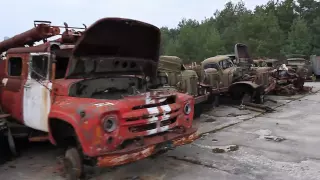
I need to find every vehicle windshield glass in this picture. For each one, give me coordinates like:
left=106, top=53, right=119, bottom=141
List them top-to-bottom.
left=219, top=59, right=234, bottom=69
left=225, top=59, right=234, bottom=68
left=287, top=60, right=306, bottom=65
left=204, top=63, right=220, bottom=70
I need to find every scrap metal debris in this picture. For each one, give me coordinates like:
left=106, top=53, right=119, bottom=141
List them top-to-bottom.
left=267, top=64, right=313, bottom=96
left=242, top=102, right=275, bottom=112
left=205, top=118, right=217, bottom=122
left=254, top=129, right=286, bottom=142
left=199, top=133, right=209, bottom=140
left=263, top=135, right=286, bottom=142
left=193, top=143, right=239, bottom=153
left=212, top=145, right=239, bottom=153
left=124, top=175, right=167, bottom=180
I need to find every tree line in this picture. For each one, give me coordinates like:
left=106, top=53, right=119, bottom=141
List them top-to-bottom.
left=160, top=0, right=320, bottom=63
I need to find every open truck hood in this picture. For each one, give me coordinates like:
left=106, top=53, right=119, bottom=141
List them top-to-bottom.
left=66, top=18, right=161, bottom=78
left=234, top=43, right=253, bottom=64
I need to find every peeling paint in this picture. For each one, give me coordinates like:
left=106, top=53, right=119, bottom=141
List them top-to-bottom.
left=97, top=131, right=198, bottom=167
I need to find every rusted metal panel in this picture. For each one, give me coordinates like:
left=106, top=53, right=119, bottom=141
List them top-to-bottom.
left=67, top=18, right=161, bottom=79
left=0, top=24, right=60, bottom=54
left=7, top=43, right=51, bottom=54
left=0, top=53, right=29, bottom=123
left=49, top=89, right=195, bottom=158
left=96, top=130, right=198, bottom=167
left=28, top=135, right=49, bottom=142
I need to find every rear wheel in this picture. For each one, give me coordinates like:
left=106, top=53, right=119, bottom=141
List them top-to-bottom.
left=0, top=119, right=18, bottom=164
left=0, top=128, right=10, bottom=164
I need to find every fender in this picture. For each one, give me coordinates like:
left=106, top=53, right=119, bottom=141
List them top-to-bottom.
left=229, top=81, right=262, bottom=91
left=229, top=81, right=265, bottom=104
left=48, top=110, right=82, bottom=145
left=48, top=110, right=111, bottom=156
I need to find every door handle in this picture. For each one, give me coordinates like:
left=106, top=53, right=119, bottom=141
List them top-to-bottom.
left=24, top=85, right=31, bottom=88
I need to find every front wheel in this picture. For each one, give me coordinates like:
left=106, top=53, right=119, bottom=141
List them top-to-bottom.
left=230, top=86, right=253, bottom=105
left=252, top=89, right=264, bottom=104
left=241, top=92, right=252, bottom=105
left=64, top=147, right=84, bottom=180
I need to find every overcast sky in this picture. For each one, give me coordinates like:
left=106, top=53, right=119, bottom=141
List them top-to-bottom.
left=0, top=0, right=270, bottom=38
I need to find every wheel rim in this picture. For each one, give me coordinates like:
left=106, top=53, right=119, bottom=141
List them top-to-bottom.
left=64, top=148, right=83, bottom=180
left=64, top=159, right=77, bottom=180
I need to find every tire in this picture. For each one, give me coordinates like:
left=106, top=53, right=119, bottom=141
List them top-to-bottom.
left=230, top=86, right=253, bottom=105
left=252, top=89, right=264, bottom=104
left=241, top=92, right=252, bottom=104
left=213, top=95, right=219, bottom=107
left=193, top=104, right=202, bottom=118
left=6, top=128, right=17, bottom=156
left=0, top=129, right=10, bottom=164
left=64, top=147, right=84, bottom=180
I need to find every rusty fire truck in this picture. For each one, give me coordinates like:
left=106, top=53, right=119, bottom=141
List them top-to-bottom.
left=0, top=18, right=198, bottom=179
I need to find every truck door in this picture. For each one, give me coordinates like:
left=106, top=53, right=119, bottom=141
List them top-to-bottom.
left=23, top=53, right=52, bottom=132
left=1, top=54, right=27, bottom=123
left=218, top=60, right=230, bottom=90
left=203, top=62, right=222, bottom=90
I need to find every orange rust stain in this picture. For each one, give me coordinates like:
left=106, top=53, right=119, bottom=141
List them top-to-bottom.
left=93, top=126, right=103, bottom=145
left=96, top=132, right=199, bottom=167
left=172, top=132, right=199, bottom=146
left=29, top=135, right=49, bottom=142
left=97, top=146, right=156, bottom=167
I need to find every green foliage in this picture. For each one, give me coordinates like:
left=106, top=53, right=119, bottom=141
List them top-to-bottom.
left=160, top=0, right=320, bottom=62
left=282, top=17, right=312, bottom=55
left=310, top=17, right=320, bottom=54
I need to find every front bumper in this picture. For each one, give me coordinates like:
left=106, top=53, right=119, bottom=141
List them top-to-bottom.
left=96, top=128, right=198, bottom=167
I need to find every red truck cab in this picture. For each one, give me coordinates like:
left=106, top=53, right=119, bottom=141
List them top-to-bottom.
left=0, top=18, right=198, bottom=179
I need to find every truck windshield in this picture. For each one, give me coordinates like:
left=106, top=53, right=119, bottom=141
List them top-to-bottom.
left=31, top=55, right=49, bottom=80
left=287, top=60, right=305, bottom=65
left=204, top=63, right=220, bottom=70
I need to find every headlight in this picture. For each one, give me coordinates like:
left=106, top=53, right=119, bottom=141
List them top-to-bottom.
left=184, top=103, right=192, bottom=115
left=102, top=115, right=118, bottom=133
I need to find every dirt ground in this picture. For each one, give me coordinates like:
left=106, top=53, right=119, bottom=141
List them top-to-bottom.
left=1, top=82, right=320, bottom=180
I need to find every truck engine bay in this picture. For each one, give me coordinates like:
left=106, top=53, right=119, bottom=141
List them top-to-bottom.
left=69, top=76, right=147, bottom=99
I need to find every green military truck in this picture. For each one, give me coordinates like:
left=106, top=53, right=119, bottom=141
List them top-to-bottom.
left=194, top=43, right=272, bottom=104
left=286, top=54, right=313, bottom=79
left=157, top=56, right=216, bottom=117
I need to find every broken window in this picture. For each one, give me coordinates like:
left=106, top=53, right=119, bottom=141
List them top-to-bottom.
left=31, top=55, right=48, bottom=80
left=55, top=56, right=69, bottom=79
left=8, top=57, right=22, bottom=76
left=224, top=59, right=234, bottom=69
left=204, top=63, right=220, bottom=70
